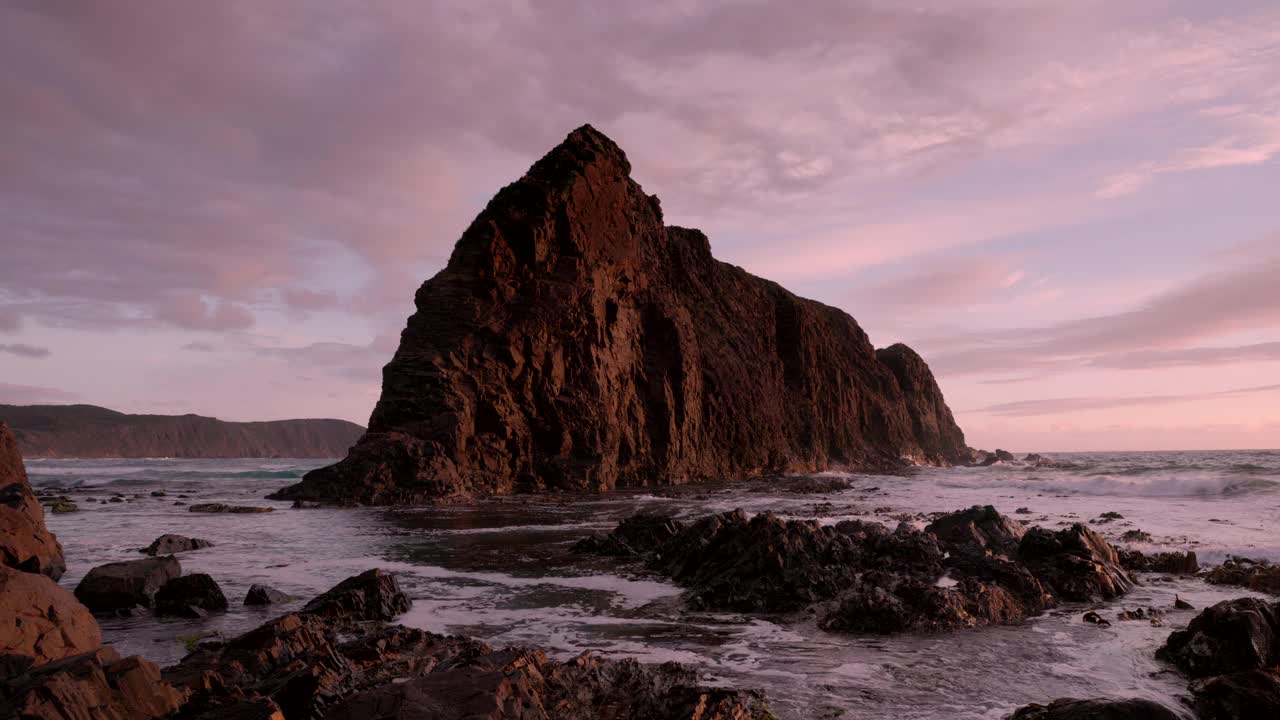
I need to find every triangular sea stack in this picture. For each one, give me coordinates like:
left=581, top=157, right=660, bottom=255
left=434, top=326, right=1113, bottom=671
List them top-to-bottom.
left=274, top=125, right=968, bottom=504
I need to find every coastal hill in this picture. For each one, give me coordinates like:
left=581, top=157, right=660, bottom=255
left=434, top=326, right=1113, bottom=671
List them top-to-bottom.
left=275, top=125, right=969, bottom=506
left=0, top=404, right=363, bottom=459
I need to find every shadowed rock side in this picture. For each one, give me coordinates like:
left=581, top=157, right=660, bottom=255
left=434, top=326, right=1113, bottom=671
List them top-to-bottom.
left=275, top=125, right=968, bottom=505
left=3, top=404, right=363, bottom=459
left=0, top=421, right=65, bottom=579
left=1157, top=597, right=1280, bottom=719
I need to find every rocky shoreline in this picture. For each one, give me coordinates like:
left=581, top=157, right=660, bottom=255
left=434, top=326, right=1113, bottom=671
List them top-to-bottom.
left=2, top=421, right=772, bottom=719
left=7, top=421, right=1280, bottom=718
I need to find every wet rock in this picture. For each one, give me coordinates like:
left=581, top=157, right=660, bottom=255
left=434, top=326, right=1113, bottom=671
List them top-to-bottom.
left=269, top=125, right=968, bottom=506
left=0, top=422, right=66, bottom=580
left=188, top=503, right=274, bottom=514
left=925, top=504, right=1025, bottom=555
left=581, top=506, right=1126, bottom=634
left=571, top=512, right=685, bottom=557
left=1017, top=524, right=1133, bottom=602
left=1120, top=529, right=1153, bottom=543
left=140, top=533, right=213, bottom=556
left=1119, top=549, right=1199, bottom=575
left=73, top=556, right=182, bottom=612
left=1205, top=557, right=1280, bottom=595
left=0, top=566, right=102, bottom=667
left=300, top=568, right=411, bottom=621
left=165, top=570, right=771, bottom=720
left=155, top=574, right=229, bottom=618
left=244, top=584, right=290, bottom=606
left=1175, top=596, right=1194, bottom=610
left=1157, top=597, right=1280, bottom=678
left=1082, top=611, right=1112, bottom=628
left=0, top=646, right=185, bottom=719
left=325, top=650, right=769, bottom=720
left=1191, top=668, right=1280, bottom=720
left=1008, top=697, right=1182, bottom=719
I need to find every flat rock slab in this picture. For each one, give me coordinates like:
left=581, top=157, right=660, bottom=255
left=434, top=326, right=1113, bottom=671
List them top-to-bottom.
left=188, top=503, right=274, bottom=513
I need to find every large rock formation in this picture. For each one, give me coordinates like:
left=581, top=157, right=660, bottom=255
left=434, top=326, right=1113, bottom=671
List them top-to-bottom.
left=274, top=124, right=967, bottom=505
left=3, top=403, right=362, bottom=459
left=0, top=421, right=65, bottom=579
left=0, top=566, right=101, bottom=669
left=1157, top=597, right=1280, bottom=719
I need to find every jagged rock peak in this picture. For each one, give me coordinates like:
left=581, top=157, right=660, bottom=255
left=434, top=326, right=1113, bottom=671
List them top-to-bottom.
left=273, top=125, right=969, bottom=505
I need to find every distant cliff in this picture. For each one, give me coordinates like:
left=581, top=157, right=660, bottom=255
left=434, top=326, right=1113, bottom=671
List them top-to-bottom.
left=274, top=125, right=969, bottom=505
left=0, top=405, right=363, bottom=459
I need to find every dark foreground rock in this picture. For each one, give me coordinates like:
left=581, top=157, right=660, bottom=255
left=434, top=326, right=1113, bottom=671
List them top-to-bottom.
left=271, top=124, right=968, bottom=506
left=0, top=421, right=66, bottom=579
left=189, top=503, right=274, bottom=514
left=578, top=505, right=1131, bottom=634
left=142, top=534, right=213, bottom=556
left=1120, top=549, right=1199, bottom=575
left=73, top=555, right=182, bottom=611
left=1205, top=557, right=1280, bottom=595
left=0, top=565, right=102, bottom=668
left=165, top=569, right=770, bottom=720
left=155, top=573, right=229, bottom=618
left=244, top=583, right=290, bottom=606
left=1158, top=597, right=1280, bottom=719
left=1158, top=597, right=1280, bottom=678
left=0, top=647, right=186, bottom=719
left=1192, top=668, right=1280, bottom=720
left=1007, top=697, right=1182, bottom=719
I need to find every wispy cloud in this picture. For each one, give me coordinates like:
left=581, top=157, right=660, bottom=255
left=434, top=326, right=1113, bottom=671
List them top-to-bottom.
left=0, top=343, right=51, bottom=358
left=969, top=382, right=1280, bottom=417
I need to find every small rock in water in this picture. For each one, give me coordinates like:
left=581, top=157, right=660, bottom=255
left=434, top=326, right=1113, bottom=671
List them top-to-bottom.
left=188, top=503, right=274, bottom=514
left=1015, top=507, right=1032, bottom=514
left=1120, top=529, right=1153, bottom=542
left=140, top=534, right=212, bottom=556
left=74, top=556, right=182, bottom=612
left=154, top=573, right=228, bottom=618
left=243, top=583, right=290, bottom=606
left=1175, top=595, right=1194, bottom=610
left=1083, top=611, right=1112, bottom=628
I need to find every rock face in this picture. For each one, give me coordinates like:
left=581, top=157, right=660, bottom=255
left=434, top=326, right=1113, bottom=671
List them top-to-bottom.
left=272, top=125, right=967, bottom=505
left=3, top=403, right=362, bottom=459
left=0, top=421, right=65, bottom=579
left=577, top=506, right=1130, bottom=634
left=141, top=534, right=213, bottom=556
left=73, top=556, right=182, bottom=612
left=0, top=566, right=101, bottom=669
left=165, top=569, right=770, bottom=720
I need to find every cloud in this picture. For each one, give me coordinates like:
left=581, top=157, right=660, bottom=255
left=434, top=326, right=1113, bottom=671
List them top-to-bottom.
left=930, top=240, right=1280, bottom=375
left=848, top=254, right=1025, bottom=310
left=154, top=295, right=255, bottom=331
left=0, top=310, right=19, bottom=332
left=182, top=341, right=217, bottom=352
left=1090, top=341, right=1280, bottom=370
left=0, top=343, right=51, bottom=358
left=0, top=382, right=79, bottom=405
left=968, top=382, right=1280, bottom=417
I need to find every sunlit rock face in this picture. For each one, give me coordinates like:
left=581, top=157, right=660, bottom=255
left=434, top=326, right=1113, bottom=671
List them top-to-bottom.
left=275, top=125, right=968, bottom=505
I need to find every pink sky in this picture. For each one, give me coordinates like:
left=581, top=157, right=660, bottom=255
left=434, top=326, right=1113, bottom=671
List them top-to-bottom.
left=1, top=1, right=1278, bottom=452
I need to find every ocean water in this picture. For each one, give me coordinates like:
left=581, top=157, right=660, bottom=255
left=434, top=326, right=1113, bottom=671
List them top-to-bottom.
left=28, top=450, right=1280, bottom=720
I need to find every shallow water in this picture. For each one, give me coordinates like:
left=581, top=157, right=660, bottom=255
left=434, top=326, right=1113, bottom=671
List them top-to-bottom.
left=29, top=450, right=1280, bottom=719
